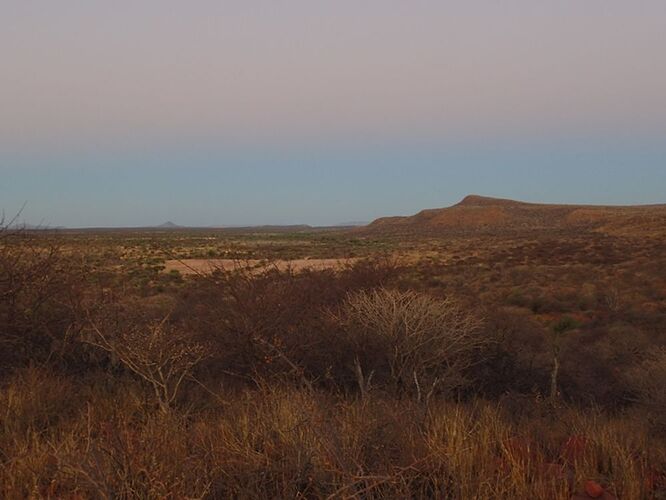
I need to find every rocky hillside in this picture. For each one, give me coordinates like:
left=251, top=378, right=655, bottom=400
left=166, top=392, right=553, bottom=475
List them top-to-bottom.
left=365, top=195, right=666, bottom=237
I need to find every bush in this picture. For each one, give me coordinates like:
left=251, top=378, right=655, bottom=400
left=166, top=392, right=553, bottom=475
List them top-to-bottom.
left=0, top=225, right=82, bottom=373
left=171, top=259, right=396, bottom=389
left=337, top=288, right=486, bottom=399
left=625, top=348, right=666, bottom=432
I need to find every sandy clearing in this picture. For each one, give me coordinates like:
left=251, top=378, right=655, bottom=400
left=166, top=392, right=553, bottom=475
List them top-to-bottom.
left=163, top=258, right=359, bottom=275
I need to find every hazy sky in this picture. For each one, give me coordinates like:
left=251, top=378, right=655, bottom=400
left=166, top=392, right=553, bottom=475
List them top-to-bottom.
left=2, top=1, right=665, bottom=227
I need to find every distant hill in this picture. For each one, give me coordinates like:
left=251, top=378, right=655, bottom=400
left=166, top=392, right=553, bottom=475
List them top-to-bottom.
left=365, top=195, right=666, bottom=237
left=157, top=221, right=182, bottom=229
left=336, top=221, right=370, bottom=227
left=9, top=223, right=66, bottom=230
left=213, top=224, right=314, bottom=233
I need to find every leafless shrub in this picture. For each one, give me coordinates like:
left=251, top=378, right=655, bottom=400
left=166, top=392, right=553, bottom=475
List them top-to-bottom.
left=0, top=215, right=81, bottom=371
left=171, top=257, right=397, bottom=389
left=604, top=287, right=621, bottom=313
left=337, top=288, right=486, bottom=399
left=86, top=314, right=207, bottom=413
left=625, top=348, right=666, bottom=431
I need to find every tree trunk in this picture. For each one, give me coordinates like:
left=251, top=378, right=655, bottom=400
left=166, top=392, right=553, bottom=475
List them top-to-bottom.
left=550, top=354, right=560, bottom=400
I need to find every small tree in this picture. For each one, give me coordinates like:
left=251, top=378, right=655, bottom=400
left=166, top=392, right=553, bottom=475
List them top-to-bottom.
left=87, top=315, right=207, bottom=413
left=549, top=316, right=578, bottom=400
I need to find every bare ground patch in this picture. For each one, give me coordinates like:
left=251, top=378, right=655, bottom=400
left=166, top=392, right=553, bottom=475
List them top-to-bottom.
left=163, top=258, right=359, bottom=275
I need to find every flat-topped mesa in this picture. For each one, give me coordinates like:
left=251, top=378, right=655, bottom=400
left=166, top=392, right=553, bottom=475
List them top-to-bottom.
left=364, top=194, right=666, bottom=237
left=455, top=195, right=528, bottom=207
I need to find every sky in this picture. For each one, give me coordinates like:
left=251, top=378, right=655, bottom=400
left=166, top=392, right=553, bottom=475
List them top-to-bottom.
left=2, top=1, right=665, bottom=227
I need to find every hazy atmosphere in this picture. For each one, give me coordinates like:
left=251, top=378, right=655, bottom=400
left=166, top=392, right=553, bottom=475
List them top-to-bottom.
left=3, top=1, right=666, bottom=226
left=4, top=4, right=666, bottom=499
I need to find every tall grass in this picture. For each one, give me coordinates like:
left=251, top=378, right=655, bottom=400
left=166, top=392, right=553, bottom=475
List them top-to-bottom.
left=1, top=369, right=662, bottom=498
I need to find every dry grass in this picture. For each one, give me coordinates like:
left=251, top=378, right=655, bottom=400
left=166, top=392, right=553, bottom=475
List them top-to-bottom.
left=1, top=369, right=663, bottom=499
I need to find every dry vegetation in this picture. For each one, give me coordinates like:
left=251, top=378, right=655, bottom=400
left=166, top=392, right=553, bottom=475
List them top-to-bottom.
left=1, top=208, right=666, bottom=498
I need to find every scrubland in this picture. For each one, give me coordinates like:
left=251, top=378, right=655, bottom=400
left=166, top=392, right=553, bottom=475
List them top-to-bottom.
left=1, top=223, right=665, bottom=498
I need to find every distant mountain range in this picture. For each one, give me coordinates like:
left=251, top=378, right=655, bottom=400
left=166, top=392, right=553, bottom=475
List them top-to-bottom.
left=16, top=196, right=665, bottom=236
left=336, top=221, right=370, bottom=227
left=17, top=222, right=358, bottom=232
left=157, top=222, right=368, bottom=231
left=8, top=223, right=66, bottom=230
